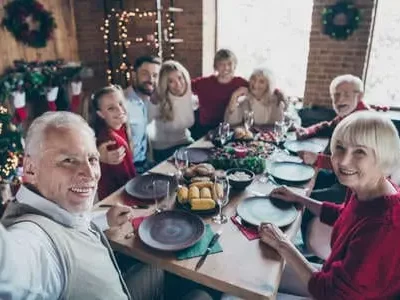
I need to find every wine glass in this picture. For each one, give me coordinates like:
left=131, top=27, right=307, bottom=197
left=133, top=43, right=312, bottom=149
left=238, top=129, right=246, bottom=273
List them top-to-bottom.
left=244, top=110, right=254, bottom=131
left=274, top=120, right=286, bottom=146
left=218, top=122, right=230, bottom=146
left=174, top=149, right=189, bottom=181
left=212, top=174, right=230, bottom=224
left=153, top=179, right=169, bottom=213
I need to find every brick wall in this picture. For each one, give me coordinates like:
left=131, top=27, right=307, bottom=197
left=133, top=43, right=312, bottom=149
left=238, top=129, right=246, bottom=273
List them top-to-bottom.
left=73, top=0, right=203, bottom=96
left=73, top=0, right=376, bottom=109
left=303, top=0, right=376, bottom=107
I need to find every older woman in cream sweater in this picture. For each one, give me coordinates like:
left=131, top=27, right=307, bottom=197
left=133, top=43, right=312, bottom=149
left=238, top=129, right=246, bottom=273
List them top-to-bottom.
left=147, top=60, right=196, bottom=162
left=224, top=68, right=287, bottom=126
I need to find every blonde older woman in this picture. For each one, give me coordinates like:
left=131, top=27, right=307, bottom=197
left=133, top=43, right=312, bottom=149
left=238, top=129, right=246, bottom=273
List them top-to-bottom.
left=147, top=60, right=196, bottom=162
left=224, top=68, right=288, bottom=126
left=260, top=111, right=400, bottom=299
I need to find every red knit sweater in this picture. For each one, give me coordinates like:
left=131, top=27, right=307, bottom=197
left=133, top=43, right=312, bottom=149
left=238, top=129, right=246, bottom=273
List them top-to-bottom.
left=191, top=75, right=248, bottom=127
left=97, top=124, right=136, bottom=200
left=308, top=186, right=400, bottom=299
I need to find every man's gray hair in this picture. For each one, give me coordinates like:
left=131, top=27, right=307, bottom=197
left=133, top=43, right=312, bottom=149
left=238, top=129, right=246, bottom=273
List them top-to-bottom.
left=25, top=111, right=95, bottom=158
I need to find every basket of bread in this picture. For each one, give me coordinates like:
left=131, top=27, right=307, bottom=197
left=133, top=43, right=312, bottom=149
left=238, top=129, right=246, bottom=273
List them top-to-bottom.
left=233, top=127, right=254, bottom=141
left=176, top=180, right=223, bottom=214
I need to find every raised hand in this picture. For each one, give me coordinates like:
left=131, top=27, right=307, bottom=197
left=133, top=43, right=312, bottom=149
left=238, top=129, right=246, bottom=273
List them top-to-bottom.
left=98, top=140, right=126, bottom=165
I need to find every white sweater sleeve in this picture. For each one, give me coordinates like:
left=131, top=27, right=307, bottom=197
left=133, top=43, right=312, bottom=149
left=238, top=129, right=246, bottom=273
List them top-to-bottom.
left=0, top=222, right=64, bottom=299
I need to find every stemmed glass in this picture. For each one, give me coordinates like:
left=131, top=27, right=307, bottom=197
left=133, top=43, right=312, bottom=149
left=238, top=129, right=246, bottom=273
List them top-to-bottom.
left=244, top=110, right=254, bottom=131
left=274, top=120, right=286, bottom=146
left=218, top=122, right=230, bottom=146
left=174, top=149, right=189, bottom=181
left=212, top=173, right=230, bottom=224
left=153, top=179, right=170, bottom=213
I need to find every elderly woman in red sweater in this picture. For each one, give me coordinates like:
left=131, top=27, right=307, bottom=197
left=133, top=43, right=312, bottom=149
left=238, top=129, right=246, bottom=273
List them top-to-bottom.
left=91, top=85, right=136, bottom=200
left=261, top=110, right=400, bottom=299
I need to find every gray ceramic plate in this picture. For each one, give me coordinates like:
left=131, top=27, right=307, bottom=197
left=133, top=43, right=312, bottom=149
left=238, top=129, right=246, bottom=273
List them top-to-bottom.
left=284, top=140, right=326, bottom=154
left=177, top=147, right=213, bottom=164
left=269, top=161, right=315, bottom=183
left=125, top=174, right=177, bottom=200
left=236, top=196, right=298, bottom=227
left=138, top=210, right=205, bottom=251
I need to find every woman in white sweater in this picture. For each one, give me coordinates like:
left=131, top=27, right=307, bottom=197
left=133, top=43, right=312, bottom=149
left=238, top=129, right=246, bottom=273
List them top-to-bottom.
left=147, top=60, right=196, bottom=162
left=224, top=68, right=287, bottom=126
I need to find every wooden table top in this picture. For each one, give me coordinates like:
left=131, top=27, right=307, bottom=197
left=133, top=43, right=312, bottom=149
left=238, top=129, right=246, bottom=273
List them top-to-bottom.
left=97, top=138, right=322, bottom=300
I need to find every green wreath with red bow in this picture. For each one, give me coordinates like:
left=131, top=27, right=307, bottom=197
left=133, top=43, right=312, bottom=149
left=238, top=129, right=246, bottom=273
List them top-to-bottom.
left=2, top=0, right=57, bottom=48
left=322, top=2, right=360, bottom=40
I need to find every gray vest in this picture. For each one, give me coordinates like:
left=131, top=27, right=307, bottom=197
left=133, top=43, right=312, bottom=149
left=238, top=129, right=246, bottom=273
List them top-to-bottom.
left=1, top=201, right=131, bottom=300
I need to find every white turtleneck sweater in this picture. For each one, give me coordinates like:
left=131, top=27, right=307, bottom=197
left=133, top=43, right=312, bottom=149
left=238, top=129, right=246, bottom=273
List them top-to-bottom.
left=147, top=90, right=195, bottom=150
left=224, top=93, right=286, bottom=126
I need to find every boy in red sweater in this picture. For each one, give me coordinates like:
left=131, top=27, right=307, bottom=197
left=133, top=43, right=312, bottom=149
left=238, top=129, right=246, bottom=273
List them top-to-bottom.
left=191, top=49, right=248, bottom=139
left=262, top=111, right=400, bottom=299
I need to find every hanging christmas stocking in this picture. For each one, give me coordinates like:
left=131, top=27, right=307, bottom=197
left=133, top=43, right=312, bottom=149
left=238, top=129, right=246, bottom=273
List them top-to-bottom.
left=71, top=81, right=82, bottom=113
left=47, top=87, right=59, bottom=111
left=12, top=91, right=27, bottom=123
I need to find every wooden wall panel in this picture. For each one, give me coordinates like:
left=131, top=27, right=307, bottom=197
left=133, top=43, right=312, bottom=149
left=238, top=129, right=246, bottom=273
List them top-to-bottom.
left=0, top=0, right=79, bottom=74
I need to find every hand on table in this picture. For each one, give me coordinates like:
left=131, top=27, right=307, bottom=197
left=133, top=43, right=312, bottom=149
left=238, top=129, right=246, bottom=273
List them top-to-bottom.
left=295, top=127, right=308, bottom=140
left=298, top=150, right=318, bottom=165
left=269, top=185, right=304, bottom=206
left=106, top=204, right=133, bottom=228
left=259, top=222, right=289, bottom=252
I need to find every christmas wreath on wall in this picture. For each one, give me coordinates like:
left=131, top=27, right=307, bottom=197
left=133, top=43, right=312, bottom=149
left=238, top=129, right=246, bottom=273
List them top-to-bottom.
left=2, top=0, right=56, bottom=48
left=322, top=1, right=360, bottom=40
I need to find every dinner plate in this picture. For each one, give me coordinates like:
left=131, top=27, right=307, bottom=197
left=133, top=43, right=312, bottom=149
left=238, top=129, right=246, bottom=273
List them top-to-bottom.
left=284, top=140, right=326, bottom=154
left=177, top=147, right=213, bottom=164
left=269, top=161, right=315, bottom=183
left=125, top=173, right=177, bottom=200
left=236, top=196, right=298, bottom=227
left=138, top=210, right=205, bottom=251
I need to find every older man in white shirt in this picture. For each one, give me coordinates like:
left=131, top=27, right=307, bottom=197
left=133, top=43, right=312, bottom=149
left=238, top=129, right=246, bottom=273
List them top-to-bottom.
left=0, top=111, right=164, bottom=299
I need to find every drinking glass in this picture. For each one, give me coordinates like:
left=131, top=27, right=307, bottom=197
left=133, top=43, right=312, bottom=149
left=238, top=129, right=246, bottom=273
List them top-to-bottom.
left=244, top=110, right=254, bottom=131
left=274, top=120, right=286, bottom=145
left=218, top=122, right=230, bottom=146
left=174, top=149, right=189, bottom=180
left=212, top=174, right=230, bottom=224
left=153, top=179, right=170, bottom=213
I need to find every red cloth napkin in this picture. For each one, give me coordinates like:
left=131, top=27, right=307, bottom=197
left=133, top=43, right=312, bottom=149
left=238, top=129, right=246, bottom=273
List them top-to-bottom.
left=121, top=191, right=155, bottom=206
left=231, top=215, right=260, bottom=240
left=131, top=216, right=146, bottom=231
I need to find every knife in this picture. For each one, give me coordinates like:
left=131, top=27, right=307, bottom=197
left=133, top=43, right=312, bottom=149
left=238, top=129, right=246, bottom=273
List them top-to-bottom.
left=195, top=230, right=222, bottom=271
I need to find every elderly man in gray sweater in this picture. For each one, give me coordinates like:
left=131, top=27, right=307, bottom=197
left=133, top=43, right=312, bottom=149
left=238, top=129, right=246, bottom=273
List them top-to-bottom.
left=0, top=111, right=211, bottom=300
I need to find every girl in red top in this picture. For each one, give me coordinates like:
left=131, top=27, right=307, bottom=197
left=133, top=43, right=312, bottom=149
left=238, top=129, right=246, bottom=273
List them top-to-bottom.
left=191, top=49, right=248, bottom=139
left=91, top=85, right=136, bottom=200
left=261, top=111, right=400, bottom=299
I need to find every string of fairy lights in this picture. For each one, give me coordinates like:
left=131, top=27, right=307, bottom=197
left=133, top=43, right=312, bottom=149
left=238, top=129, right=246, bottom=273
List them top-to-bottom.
left=100, top=3, right=183, bottom=84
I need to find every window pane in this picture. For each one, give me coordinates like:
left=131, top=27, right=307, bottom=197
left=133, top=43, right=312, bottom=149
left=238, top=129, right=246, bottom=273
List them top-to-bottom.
left=217, top=0, right=313, bottom=97
left=365, top=2, right=400, bottom=107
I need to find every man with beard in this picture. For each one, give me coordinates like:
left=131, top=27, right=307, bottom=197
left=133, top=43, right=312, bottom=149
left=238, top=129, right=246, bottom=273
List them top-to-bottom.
left=99, top=56, right=161, bottom=174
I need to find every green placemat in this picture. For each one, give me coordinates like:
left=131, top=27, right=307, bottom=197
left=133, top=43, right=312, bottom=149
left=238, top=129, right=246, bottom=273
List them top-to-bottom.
left=176, top=224, right=223, bottom=260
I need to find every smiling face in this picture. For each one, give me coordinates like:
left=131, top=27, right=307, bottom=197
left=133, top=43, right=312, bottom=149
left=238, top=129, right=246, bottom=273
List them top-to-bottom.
left=215, top=59, right=235, bottom=83
left=133, top=62, right=160, bottom=96
left=167, top=70, right=187, bottom=96
left=249, top=74, right=269, bottom=99
left=332, top=82, right=362, bottom=117
left=96, top=92, right=127, bottom=130
left=24, top=126, right=101, bottom=213
left=331, top=141, right=383, bottom=191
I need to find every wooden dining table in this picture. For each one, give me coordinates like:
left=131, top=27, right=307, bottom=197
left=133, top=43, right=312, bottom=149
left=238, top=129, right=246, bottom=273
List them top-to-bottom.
left=96, top=137, right=328, bottom=300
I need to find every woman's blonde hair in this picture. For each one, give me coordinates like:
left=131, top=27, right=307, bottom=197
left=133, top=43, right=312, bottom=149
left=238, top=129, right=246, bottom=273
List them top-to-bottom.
left=157, top=60, right=191, bottom=122
left=249, top=68, right=276, bottom=96
left=331, top=111, right=400, bottom=176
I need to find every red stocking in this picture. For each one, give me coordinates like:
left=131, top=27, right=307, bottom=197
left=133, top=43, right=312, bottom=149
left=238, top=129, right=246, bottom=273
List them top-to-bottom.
left=71, top=81, right=82, bottom=113
left=47, top=87, right=59, bottom=111
left=12, top=91, right=27, bottom=124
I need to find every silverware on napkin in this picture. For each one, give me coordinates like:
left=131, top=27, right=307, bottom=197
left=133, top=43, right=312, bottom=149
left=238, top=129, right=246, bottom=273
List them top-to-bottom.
left=99, top=204, right=149, bottom=209
left=195, top=230, right=222, bottom=271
